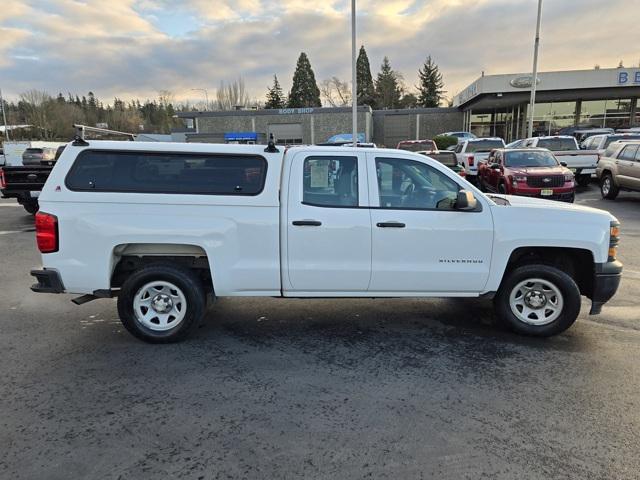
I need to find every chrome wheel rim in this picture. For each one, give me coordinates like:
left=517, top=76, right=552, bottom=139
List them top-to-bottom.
left=602, top=177, right=610, bottom=195
left=509, top=278, right=563, bottom=326
left=133, top=281, right=187, bottom=331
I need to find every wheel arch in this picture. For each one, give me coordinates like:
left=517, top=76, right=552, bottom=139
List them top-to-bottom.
left=110, top=243, right=215, bottom=294
left=499, top=246, right=595, bottom=298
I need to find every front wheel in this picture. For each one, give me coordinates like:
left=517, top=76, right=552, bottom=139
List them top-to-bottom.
left=117, top=263, right=206, bottom=343
left=494, top=264, right=581, bottom=336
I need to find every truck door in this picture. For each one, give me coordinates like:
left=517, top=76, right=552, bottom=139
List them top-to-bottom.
left=284, top=151, right=371, bottom=293
left=366, top=152, right=494, bottom=293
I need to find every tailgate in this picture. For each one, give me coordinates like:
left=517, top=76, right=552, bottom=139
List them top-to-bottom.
left=0, top=166, right=52, bottom=192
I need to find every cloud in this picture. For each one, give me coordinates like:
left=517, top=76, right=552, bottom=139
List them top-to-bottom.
left=0, top=0, right=637, bottom=104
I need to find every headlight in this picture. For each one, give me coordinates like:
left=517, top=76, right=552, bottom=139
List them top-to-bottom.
left=564, top=172, right=574, bottom=182
left=514, top=175, right=527, bottom=182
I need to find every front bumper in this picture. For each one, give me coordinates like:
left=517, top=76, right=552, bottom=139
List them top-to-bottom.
left=511, top=187, right=575, bottom=202
left=589, top=260, right=623, bottom=315
left=30, top=269, right=65, bottom=294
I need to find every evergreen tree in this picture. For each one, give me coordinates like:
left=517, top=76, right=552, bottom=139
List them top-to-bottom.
left=356, top=45, right=376, bottom=107
left=287, top=52, right=321, bottom=108
left=416, top=56, right=445, bottom=107
left=374, top=57, right=402, bottom=109
left=264, top=74, right=285, bottom=109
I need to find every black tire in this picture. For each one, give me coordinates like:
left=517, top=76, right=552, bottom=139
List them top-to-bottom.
left=600, top=173, right=619, bottom=200
left=576, top=175, right=591, bottom=187
left=498, top=182, right=507, bottom=194
left=23, top=201, right=38, bottom=215
left=117, top=263, right=206, bottom=343
left=494, top=264, right=581, bottom=337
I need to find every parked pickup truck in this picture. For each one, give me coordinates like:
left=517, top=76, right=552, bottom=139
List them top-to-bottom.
left=520, top=136, right=599, bottom=186
left=454, top=138, right=506, bottom=181
left=31, top=140, right=622, bottom=343
left=0, top=145, right=63, bottom=213
left=478, top=148, right=575, bottom=202
left=0, top=165, right=52, bottom=213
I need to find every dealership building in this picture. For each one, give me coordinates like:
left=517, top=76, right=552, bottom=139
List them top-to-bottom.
left=173, top=67, right=640, bottom=145
left=454, top=67, right=640, bottom=140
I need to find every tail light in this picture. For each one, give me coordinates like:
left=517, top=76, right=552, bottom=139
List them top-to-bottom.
left=467, top=155, right=474, bottom=166
left=0, top=169, right=5, bottom=189
left=459, top=169, right=466, bottom=177
left=35, top=212, right=59, bottom=253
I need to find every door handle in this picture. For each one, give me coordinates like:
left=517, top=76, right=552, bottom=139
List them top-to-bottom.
left=292, top=220, right=322, bottom=226
left=376, top=221, right=406, bottom=228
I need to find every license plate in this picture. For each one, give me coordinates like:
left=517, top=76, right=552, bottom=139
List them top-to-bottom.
left=541, top=189, right=553, bottom=196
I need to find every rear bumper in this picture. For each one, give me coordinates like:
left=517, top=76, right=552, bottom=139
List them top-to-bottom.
left=589, top=260, right=623, bottom=315
left=30, top=269, right=65, bottom=294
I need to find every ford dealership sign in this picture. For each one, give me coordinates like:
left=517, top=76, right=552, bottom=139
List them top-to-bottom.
left=510, top=76, right=541, bottom=88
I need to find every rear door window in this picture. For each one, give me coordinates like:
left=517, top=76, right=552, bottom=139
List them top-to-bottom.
left=619, top=145, right=639, bottom=161
left=65, top=150, right=267, bottom=195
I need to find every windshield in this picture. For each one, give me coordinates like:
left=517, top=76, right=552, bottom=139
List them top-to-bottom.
left=604, top=135, right=640, bottom=148
left=537, top=138, right=576, bottom=151
left=466, top=140, right=503, bottom=152
left=398, top=141, right=436, bottom=152
left=505, top=151, right=558, bottom=167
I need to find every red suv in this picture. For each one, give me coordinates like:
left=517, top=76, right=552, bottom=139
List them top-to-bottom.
left=478, top=148, right=575, bottom=202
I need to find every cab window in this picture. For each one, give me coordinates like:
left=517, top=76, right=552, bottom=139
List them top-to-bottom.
left=303, top=156, right=358, bottom=207
left=375, top=157, right=460, bottom=210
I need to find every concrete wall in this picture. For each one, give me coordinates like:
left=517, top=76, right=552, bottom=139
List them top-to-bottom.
left=178, top=106, right=463, bottom=146
left=190, top=108, right=371, bottom=144
left=372, top=108, right=463, bottom=147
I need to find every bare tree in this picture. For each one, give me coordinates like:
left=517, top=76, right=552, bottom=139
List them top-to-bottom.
left=215, top=77, right=251, bottom=110
left=320, top=77, right=352, bottom=107
left=20, top=89, right=53, bottom=138
left=158, top=89, right=175, bottom=107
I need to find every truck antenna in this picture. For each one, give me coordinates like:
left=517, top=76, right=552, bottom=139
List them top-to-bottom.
left=264, top=133, right=279, bottom=153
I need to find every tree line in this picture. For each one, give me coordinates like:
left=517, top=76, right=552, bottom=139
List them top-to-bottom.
left=1, top=46, right=445, bottom=141
left=266, top=46, right=445, bottom=110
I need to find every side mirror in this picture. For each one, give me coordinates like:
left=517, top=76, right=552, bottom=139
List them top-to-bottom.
left=560, top=161, right=568, bottom=167
left=455, top=190, right=478, bottom=211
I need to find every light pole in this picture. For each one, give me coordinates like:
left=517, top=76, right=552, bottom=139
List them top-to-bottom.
left=351, top=0, right=357, bottom=147
left=527, top=0, right=543, bottom=138
left=0, top=88, right=9, bottom=141
left=191, top=88, right=209, bottom=111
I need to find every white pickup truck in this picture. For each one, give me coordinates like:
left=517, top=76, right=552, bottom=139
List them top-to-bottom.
left=521, top=136, right=599, bottom=186
left=454, top=138, right=506, bottom=181
left=30, top=139, right=622, bottom=343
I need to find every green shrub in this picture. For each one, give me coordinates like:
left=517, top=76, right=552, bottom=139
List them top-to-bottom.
left=433, top=135, right=458, bottom=150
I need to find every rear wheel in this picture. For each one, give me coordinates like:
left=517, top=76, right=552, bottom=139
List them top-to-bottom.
left=600, top=173, right=619, bottom=199
left=498, top=182, right=507, bottom=194
left=22, top=201, right=38, bottom=215
left=117, top=263, right=206, bottom=343
left=494, top=264, right=581, bottom=336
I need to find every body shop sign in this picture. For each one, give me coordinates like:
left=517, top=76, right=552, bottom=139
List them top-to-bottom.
left=618, top=71, right=640, bottom=85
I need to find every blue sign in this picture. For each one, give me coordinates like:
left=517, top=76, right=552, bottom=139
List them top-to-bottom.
left=617, top=70, right=640, bottom=85
left=224, top=132, right=257, bottom=141
left=326, top=133, right=366, bottom=143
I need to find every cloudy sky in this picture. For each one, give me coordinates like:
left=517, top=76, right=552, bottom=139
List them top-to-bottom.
left=1, top=0, right=638, bottom=105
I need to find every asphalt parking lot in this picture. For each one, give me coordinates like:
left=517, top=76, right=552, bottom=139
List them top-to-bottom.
left=1, top=185, right=639, bottom=480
